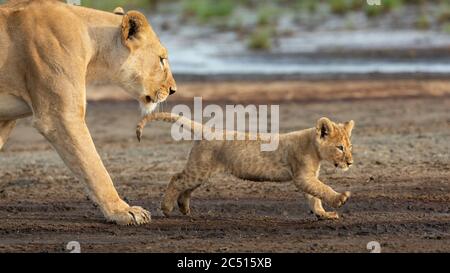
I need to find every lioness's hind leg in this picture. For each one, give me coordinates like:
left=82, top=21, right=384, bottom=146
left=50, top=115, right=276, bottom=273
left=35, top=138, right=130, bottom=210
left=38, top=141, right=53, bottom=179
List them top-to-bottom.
left=0, top=121, right=16, bottom=150
left=304, top=193, right=339, bottom=220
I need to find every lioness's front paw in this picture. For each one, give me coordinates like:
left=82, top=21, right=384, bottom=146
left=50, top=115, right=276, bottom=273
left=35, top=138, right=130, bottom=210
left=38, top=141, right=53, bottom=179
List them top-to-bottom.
left=332, top=191, right=351, bottom=208
left=108, top=206, right=151, bottom=226
left=316, top=211, right=339, bottom=220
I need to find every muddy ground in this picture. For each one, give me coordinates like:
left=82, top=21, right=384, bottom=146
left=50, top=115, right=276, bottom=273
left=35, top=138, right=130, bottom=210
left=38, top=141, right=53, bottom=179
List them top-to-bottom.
left=0, top=80, right=449, bottom=253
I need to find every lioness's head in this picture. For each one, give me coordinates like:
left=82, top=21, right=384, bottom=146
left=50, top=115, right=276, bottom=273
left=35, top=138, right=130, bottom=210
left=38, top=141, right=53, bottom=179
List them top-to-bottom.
left=114, top=10, right=177, bottom=115
left=315, top=117, right=354, bottom=171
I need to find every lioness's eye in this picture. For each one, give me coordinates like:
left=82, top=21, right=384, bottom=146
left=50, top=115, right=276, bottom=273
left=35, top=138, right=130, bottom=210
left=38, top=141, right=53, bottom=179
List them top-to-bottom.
left=159, top=57, right=165, bottom=68
left=337, top=145, right=344, bottom=152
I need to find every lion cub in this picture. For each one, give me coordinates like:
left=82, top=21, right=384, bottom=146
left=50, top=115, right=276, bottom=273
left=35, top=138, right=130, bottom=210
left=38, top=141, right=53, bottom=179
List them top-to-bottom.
left=137, top=113, right=354, bottom=220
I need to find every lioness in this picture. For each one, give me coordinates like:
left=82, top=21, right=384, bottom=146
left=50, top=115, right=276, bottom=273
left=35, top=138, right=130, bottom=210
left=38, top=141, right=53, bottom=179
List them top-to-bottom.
left=0, top=0, right=177, bottom=225
left=137, top=113, right=354, bottom=220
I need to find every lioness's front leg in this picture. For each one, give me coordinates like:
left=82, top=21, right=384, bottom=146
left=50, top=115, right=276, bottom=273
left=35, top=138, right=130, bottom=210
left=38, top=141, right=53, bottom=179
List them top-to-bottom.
left=28, top=76, right=150, bottom=225
left=33, top=115, right=150, bottom=225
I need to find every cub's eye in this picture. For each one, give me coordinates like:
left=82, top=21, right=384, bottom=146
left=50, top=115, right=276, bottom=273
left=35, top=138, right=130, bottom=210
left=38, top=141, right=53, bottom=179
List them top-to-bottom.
left=159, top=57, right=165, bottom=69
left=337, top=145, right=344, bottom=152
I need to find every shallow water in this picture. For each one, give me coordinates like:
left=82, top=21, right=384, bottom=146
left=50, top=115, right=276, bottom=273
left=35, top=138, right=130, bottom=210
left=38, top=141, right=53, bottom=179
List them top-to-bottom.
left=156, top=26, right=450, bottom=76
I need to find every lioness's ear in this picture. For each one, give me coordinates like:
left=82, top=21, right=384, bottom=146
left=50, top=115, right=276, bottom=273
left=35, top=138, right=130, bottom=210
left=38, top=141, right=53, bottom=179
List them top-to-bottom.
left=114, top=7, right=125, bottom=15
left=121, top=11, right=148, bottom=51
left=316, top=117, right=333, bottom=139
left=344, top=120, right=355, bottom=137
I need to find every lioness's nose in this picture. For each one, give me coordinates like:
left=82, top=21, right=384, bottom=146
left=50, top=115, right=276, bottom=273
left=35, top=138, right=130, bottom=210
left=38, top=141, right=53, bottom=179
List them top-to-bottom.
left=169, top=87, right=176, bottom=95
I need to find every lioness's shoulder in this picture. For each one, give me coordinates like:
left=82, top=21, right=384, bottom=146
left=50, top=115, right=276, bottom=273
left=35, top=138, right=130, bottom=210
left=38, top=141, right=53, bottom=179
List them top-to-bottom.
left=1, top=0, right=61, bottom=13
left=3, top=0, right=53, bottom=7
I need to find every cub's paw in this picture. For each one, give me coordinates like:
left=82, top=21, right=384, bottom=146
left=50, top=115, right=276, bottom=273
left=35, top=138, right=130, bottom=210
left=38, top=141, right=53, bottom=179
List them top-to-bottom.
left=332, top=191, right=351, bottom=208
left=177, top=197, right=192, bottom=216
left=161, top=201, right=174, bottom=217
left=178, top=205, right=191, bottom=216
left=108, top=206, right=151, bottom=226
left=316, top=211, right=339, bottom=220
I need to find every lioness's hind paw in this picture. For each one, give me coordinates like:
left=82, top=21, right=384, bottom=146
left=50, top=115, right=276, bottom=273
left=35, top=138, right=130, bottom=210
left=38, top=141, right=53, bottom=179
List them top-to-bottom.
left=110, top=206, right=151, bottom=226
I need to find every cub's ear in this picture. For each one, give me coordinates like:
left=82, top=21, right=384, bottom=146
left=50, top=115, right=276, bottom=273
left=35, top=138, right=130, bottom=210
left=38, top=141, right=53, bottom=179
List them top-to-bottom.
left=113, top=7, right=125, bottom=15
left=121, top=11, right=149, bottom=51
left=316, top=117, right=333, bottom=139
left=344, top=120, right=355, bottom=137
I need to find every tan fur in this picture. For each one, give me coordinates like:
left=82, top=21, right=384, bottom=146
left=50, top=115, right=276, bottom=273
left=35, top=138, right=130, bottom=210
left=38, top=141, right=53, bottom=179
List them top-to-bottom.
left=0, top=0, right=177, bottom=225
left=138, top=113, right=354, bottom=220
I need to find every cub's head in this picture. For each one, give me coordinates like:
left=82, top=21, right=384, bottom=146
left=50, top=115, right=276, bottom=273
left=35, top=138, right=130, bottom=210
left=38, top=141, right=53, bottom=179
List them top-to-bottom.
left=115, top=9, right=177, bottom=115
left=315, top=117, right=355, bottom=171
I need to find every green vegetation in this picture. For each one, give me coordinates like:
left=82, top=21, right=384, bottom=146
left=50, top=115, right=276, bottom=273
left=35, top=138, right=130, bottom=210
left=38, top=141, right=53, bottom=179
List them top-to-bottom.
left=82, top=0, right=149, bottom=11
left=182, top=0, right=234, bottom=23
left=293, top=0, right=318, bottom=13
left=329, top=0, right=402, bottom=15
left=329, top=0, right=367, bottom=15
left=330, top=0, right=348, bottom=15
left=349, top=0, right=364, bottom=11
left=364, top=0, right=403, bottom=17
left=382, top=0, right=403, bottom=11
left=306, top=1, right=318, bottom=13
left=437, top=2, right=450, bottom=25
left=365, top=3, right=383, bottom=17
left=256, top=6, right=279, bottom=27
left=438, top=10, right=450, bottom=24
left=416, top=14, right=431, bottom=29
left=227, top=16, right=244, bottom=33
left=442, top=22, right=450, bottom=33
left=248, top=27, right=273, bottom=50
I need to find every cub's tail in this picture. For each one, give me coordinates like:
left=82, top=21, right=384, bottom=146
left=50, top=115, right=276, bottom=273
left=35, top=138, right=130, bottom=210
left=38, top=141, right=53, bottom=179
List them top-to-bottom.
left=136, top=112, right=204, bottom=142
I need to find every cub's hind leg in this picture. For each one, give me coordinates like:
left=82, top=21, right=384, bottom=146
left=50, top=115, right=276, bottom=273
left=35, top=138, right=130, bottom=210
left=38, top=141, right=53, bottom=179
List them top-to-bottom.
left=162, top=145, right=221, bottom=217
left=175, top=165, right=220, bottom=216
left=161, top=170, right=213, bottom=217
left=161, top=172, right=187, bottom=216
left=177, top=187, right=198, bottom=216
left=304, top=194, right=339, bottom=220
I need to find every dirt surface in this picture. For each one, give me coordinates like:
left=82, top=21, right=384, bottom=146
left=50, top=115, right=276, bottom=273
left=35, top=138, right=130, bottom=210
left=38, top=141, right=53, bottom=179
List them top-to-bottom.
left=0, top=80, right=449, bottom=253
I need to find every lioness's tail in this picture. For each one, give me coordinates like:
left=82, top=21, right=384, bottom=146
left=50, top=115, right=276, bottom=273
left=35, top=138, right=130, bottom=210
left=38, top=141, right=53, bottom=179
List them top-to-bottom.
left=136, top=112, right=204, bottom=142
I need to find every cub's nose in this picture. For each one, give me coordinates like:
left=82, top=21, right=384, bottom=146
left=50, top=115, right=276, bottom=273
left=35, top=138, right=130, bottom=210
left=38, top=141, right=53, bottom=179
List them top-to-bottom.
left=169, top=87, right=177, bottom=95
left=347, top=161, right=353, bottom=166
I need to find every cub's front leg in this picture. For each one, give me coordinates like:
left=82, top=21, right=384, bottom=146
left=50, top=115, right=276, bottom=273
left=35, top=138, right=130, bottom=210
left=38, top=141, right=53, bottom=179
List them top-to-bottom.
left=294, top=173, right=351, bottom=209
left=304, top=193, right=339, bottom=220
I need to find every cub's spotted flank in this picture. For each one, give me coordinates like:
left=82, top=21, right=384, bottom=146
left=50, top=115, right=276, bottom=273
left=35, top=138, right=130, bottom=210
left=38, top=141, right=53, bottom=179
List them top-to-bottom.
left=137, top=112, right=354, bottom=220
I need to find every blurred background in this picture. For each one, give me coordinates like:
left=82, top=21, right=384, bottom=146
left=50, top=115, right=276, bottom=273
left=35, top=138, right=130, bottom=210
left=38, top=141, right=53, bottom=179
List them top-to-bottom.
left=76, top=0, right=450, bottom=78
